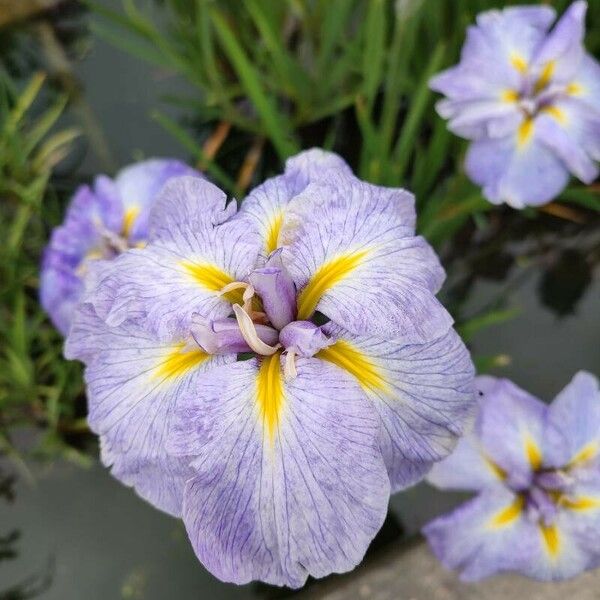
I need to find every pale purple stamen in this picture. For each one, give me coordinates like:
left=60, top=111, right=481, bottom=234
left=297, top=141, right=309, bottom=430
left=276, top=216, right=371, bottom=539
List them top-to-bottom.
left=248, top=250, right=296, bottom=330
left=191, top=314, right=278, bottom=355
left=279, top=321, right=331, bottom=357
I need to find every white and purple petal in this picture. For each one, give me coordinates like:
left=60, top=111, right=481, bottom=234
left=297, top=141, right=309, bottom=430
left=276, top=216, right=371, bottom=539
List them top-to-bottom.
left=236, top=148, right=352, bottom=256
left=40, top=159, right=201, bottom=334
left=282, top=173, right=448, bottom=341
left=88, top=177, right=261, bottom=338
left=65, top=303, right=230, bottom=516
left=320, top=324, right=475, bottom=491
left=167, top=355, right=389, bottom=587
left=545, top=371, right=600, bottom=474
left=475, top=376, right=548, bottom=488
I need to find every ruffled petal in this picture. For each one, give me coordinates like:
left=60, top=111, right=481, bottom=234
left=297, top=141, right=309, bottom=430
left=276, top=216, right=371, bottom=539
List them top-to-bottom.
left=531, top=1, right=587, bottom=85
left=431, top=6, right=554, bottom=101
left=569, top=53, right=600, bottom=116
left=436, top=97, right=521, bottom=140
left=536, top=100, right=599, bottom=183
left=465, top=127, right=570, bottom=208
left=237, top=148, right=352, bottom=256
left=115, top=159, right=202, bottom=242
left=40, top=160, right=201, bottom=335
left=282, top=173, right=449, bottom=341
left=88, top=177, right=261, bottom=338
left=40, top=184, right=111, bottom=334
left=65, top=304, right=231, bottom=516
left=319, top=324, right=474, bottom=491
left=167, top=355, right=389, bottom=587
left=545, top=371, right=600, bottom=473
left=475, top=376, right=547, bottom=487
left=427, top=434, right=507, bottom=492
left=426, top=480, right=600, bottom=581
left=424, top=485, right=563, bottom=582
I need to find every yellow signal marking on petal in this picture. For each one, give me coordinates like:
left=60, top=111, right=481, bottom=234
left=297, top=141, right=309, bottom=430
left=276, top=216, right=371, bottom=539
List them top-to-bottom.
left=510, top=54, right=528, bottom=74
left=534, top=61, right=556, bottom=94
left=566, top=82, right=583, bottom=96
left=502, top=89, right=519, bottom=103
left=541, top=105, right=567, bottom=124
left=517, top=118, right=535, bottom=148
left=122, top=205, right=141, bottom=238
left=265, top=211, right=283, bottom=254
left=296, top=249, right=370, bottom=320
left=181, top=261, right=244, bottom=304
left=316, top=340, right=389, bottom=394
left=154, top=344, right=208, bottom=380
left=256, top=353, right=285, bottom=442
left=525, top=436, right=543, bottom=470
left=568, top=442, right=599, bottom=468
left=483, top=455, right=507, bottom=480
left=490, top=495, right=525, bottom=528
left=560, top=496, right=600, bottom=512
left=540, top=524, right=560, bottom=557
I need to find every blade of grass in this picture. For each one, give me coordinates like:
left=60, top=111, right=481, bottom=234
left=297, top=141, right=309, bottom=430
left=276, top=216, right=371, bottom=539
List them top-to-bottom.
left=362, top=0, right=387, bottom=109
left=209, top=7, right=299, bottom=160
left=391, top=41, right=445, bottom=180
left=151, top=110, right=237, bottom=192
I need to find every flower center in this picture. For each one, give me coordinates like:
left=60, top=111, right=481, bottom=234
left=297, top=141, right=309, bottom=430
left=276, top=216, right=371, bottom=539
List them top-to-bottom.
left=192, top=251, right=332, bottom=379
left=509, top=467, right=576, bottom=526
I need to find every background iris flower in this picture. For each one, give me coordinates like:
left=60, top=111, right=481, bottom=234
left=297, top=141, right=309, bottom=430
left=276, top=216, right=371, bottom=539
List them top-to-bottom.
left=430, top=1, right=600, bottom=208
left=65, top=149, right=474, bottom=587
left=40, top=159, right=200, bottom=334
left=424, top=372, right=600, bottom=582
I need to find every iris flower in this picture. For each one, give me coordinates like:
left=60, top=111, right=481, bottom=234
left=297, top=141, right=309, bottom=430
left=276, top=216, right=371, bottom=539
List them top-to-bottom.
left=430, top=1, right=600, bottom=208
left=66, top=149, right=474, bottom=587
left=40, top=159, right=200, bottom=334
left=424, top=372, right=600, bottom=581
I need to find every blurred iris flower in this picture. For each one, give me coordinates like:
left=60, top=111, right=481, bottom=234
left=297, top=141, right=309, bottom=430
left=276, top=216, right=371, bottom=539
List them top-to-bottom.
left=430, top=1, right=600, bottom=208
left=64, top=149, right=474, bottom=587
left=40, top=159, right=200, bottom=334
left=424, top=372, right=600, bottom=582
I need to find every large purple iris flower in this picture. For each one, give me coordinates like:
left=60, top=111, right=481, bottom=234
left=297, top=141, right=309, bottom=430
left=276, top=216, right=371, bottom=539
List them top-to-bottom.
left=430, top=1, right=600, bottom=208
left=65, top=149, right=474, bottom=587
left=40, top=159, right=200, bottom=334
left=424, top=372, right=600, bottom=582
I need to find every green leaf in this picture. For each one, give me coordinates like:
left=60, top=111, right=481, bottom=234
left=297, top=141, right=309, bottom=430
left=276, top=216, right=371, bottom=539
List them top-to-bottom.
left=362, top=0, right=387, bottom=107
left=209, top=8, right=299, bottom=160
left=392, top=41, right=446, bottom=180
left=151, top=110, right=237, bottom=192
left=559, top=187, right=600, bottom=211
left=457, top=308, right=520, bottom=343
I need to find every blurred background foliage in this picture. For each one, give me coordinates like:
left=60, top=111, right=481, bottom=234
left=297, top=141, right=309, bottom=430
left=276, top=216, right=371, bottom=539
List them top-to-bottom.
left=0, top=0, right=598, bottom=469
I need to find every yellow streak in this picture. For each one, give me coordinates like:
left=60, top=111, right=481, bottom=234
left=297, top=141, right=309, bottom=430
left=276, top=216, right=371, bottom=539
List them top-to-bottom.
left=511, top=54, right=528, bottom=74
left=534, top=61, right=556, bottom=94
left=566, top=82, right=583, bottom=96
left=502, top=89, right=519, bottom=103
left=541, top=105, right=567, bottom=124
left=517, top=118, right=534, bottom=147
left=122, top=206, right=140, bottom=238
left=265, top=212, right=283, bottom=254
left=297, top=249, right=370, bottom=320
left=181, top=261, right=246, bottom=305
left=316, top=340, right=389, bottom=394
left=154, top=344, right=208, bottom=380
left=257, top=353, right=284, bottom=442
left=525, top=436, right=543, bottom=470
left=569, top=442, right=598, bottom=468
left=483, top=455, right=507, bottom=480
left=490, top=495, right=524, bottom=528
left=560, top=496, right=600, bottom=512
left=540, top=524, right=560, bottom=557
